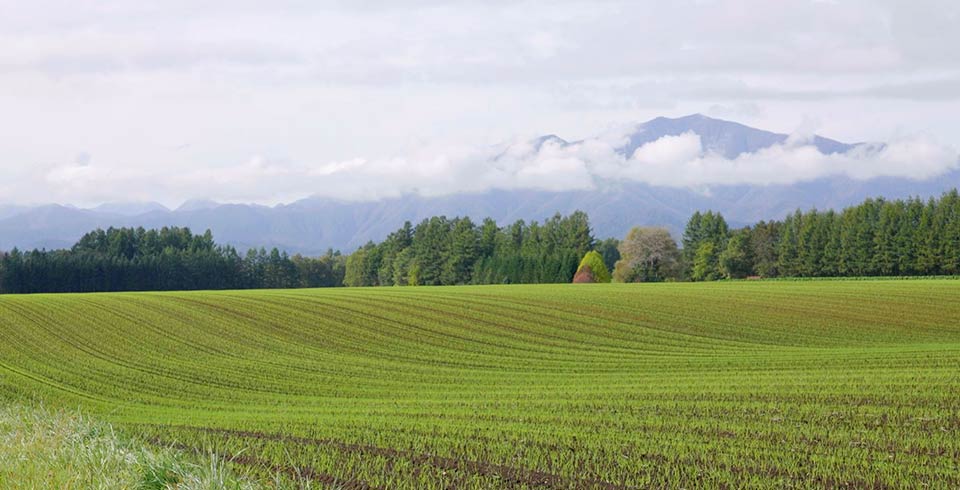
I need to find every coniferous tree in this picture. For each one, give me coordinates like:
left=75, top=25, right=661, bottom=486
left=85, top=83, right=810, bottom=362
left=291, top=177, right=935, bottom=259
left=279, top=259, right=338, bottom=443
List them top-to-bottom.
left=941, top=190, right=960, bottom=274
left=915, top=198, right=941, bottom=275
left=682, top=211, right=729, bottom=279
left=777, top=211, right=802, bottom=277
left=442, top=218, right=479, bottom=285
left=749, top=221, right=781, bottom=278
left=0, top=226, right=342, bottom=293
left=719, top=229, right=753, bottom=279
left=595, top=238, right=621, bottom=274
left=692, top=242, right=721, bottom=281
left=575, top=251, right=611, bottom=283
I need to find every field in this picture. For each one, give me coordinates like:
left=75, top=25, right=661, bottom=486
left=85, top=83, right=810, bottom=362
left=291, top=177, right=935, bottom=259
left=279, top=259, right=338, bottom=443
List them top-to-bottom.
left=1, top=281, right=959, bottom=489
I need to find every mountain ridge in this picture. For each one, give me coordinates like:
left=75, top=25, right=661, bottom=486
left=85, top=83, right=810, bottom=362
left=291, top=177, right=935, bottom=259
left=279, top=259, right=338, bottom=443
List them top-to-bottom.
left=2, top=114, right=957, bottom=254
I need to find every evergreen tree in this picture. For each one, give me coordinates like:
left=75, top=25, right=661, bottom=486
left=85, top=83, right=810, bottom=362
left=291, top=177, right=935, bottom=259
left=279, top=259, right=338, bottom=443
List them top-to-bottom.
left=941, top=190, right=960, bottom=274
left=915, top=198, right=941, bottom=275
left=873, top=201, right=903, bottom=275
left=681, top=211, right=704, bottom=271
left=682, top=211, right=729, bottom=279
left=819, top=211, right=841, bottom=277
left=412, top=217, right=451, bottom=285
left=442, top=218, right=479, bottom=285
left=749, top=221, right=781, bottom=278
left=0, top=226, right=339, bottom=293
left=719, top=230, right=753, bottom=279
left=595, top=238, right=621, bottom=274
left=692, top=242, right=721, bottom=281
left=575, top=251, right=611, bottom=283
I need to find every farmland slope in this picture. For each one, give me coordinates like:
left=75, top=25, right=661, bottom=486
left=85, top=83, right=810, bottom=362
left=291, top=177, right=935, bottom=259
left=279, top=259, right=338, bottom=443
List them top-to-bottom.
left=1, top=282, right=959, bottom=488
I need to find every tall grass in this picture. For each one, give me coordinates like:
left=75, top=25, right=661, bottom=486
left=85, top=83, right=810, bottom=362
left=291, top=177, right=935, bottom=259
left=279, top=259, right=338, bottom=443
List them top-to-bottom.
left=0, top=403, right=259, bottom=490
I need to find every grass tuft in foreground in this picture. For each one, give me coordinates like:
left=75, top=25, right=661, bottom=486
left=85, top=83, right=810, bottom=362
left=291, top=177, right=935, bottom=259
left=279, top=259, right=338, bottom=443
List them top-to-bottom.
left=0, top=403, right=261, bottom=490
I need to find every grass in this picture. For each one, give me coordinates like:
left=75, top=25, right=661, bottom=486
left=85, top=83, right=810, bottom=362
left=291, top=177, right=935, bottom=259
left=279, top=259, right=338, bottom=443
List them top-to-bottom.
left=1, top=280, right=959, bottom=488
left=0, top=403, right=261, bottom=489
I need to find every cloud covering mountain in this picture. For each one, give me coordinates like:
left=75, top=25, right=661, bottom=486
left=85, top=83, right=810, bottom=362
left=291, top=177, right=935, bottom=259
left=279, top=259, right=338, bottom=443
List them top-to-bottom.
left=5, top=1, right=960, bottom=211
left=2, top=115, right=958, bottom=254
left=12, top=115, right=958, bottom=207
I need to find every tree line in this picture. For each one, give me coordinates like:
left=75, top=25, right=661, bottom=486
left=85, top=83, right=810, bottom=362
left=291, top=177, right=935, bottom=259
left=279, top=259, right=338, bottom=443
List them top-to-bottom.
left=611, top=189, right=960, bottom=282
left=2, top=190, right=959, bottom=293
left=343, top=212, right=606, bottom=286
left=0, top=227, right=345, bottom=293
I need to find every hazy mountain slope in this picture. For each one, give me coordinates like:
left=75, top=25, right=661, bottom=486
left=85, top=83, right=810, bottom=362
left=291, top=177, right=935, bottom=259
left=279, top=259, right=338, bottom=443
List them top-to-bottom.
left=0, top=205, right=30, bottom=220
left=0, top=206, right=114, bottom=251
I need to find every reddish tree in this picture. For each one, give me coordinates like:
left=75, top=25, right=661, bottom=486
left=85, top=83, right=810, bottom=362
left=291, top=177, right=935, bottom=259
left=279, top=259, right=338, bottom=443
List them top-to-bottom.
left=572, top=265, right=596, bottom=283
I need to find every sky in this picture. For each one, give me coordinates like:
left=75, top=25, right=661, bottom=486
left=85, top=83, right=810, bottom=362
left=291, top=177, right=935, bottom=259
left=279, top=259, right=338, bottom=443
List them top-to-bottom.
left=1, top=0, right=959, bottom=208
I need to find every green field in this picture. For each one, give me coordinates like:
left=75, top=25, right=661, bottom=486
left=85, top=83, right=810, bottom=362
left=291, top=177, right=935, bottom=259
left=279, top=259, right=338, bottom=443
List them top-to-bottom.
left=1, top=281, right=959, bottom=489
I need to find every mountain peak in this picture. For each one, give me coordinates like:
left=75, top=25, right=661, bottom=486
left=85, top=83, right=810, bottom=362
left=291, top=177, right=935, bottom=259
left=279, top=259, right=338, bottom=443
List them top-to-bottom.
left=624, top=113, right=852, bottom=159
left=649, top=113, right=712, bottom=123
left=676, top=113, right=710, bottom=121
left=531, top=134, right=567, bottom=149
left=176, top=199, right=221, bottom=212
left=91, top=201, right=169, bottom=216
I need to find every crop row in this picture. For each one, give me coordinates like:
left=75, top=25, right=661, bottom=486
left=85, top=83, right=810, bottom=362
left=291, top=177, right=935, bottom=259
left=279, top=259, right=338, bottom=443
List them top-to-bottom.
left=1, top=281, right=958, bottom=488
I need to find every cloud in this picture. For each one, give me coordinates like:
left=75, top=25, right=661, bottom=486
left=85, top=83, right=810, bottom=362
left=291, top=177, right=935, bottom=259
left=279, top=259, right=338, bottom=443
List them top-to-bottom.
left=2, top=1, right=960, bottom=208
left=707, top=103, right=765, bottom=119
left=25, top=127, right=958, bottom=207
left=544, top=131, right=958, bottom=189
left=608, top=132, right=958, bottom=187
left=74, top=152, right=91, bottom=166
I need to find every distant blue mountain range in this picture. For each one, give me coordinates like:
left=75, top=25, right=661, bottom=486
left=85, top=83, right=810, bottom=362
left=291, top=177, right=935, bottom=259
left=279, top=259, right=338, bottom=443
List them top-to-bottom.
left=2, top=114, right=957, bottom=254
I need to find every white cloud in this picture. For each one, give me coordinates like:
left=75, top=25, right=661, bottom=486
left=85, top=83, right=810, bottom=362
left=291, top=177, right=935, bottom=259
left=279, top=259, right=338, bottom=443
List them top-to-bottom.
left=1, top=1, right=960, bottom=207
left=19, top=128, right=957, bottom=207
left=613, top=133, right=957, bottom=187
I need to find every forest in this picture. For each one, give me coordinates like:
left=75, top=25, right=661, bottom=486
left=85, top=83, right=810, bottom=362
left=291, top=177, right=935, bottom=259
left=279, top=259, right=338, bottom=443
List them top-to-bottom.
left=682, top=188, right=960, bottom=280
left=1, top=190, right=958, bottom=293
left=342, top=211, right=606, bottom=286
left=0, top=227, right=345, bottom=294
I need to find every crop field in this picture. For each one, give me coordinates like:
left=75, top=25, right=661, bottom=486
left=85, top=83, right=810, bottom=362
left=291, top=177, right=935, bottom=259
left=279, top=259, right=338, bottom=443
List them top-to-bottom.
left=1, top=281, right=959, bottom=489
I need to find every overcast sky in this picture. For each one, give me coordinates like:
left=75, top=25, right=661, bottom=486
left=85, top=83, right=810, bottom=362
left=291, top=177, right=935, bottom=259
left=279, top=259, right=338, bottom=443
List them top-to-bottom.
left=2, top=0, right=959, bottom=207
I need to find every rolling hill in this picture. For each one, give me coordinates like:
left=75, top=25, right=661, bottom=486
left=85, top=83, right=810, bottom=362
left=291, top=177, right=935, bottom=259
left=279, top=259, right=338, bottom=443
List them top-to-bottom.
left=1, top=281, right=958, bottom=488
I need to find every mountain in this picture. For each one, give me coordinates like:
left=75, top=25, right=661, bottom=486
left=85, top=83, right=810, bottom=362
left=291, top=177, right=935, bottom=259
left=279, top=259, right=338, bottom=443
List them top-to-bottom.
left=615, top=113, right=854, bottom=158
left=1, top=114, right=957, bottom=254
left=175, top=199, right=222, bottom=212
left=90, top=201, right=169, bottom=216
left=0, top=205, right=29, bottom=220
left=0, top=205, right=111, bottom=251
